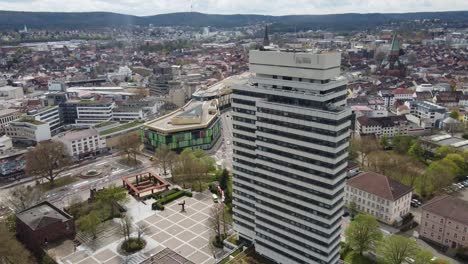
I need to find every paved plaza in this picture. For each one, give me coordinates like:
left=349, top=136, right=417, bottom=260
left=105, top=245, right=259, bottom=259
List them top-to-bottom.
left=58, top=192, right=218, bottom=264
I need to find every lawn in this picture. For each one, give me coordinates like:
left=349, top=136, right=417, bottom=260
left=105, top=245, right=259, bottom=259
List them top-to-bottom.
left=40, top=176, right=78, bottom=191
left=344, top=251, right=375, bottom=264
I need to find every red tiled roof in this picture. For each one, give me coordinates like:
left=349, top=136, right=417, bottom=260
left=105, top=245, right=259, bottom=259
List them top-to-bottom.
left=347, top=172, right=412, bottom=201
left=421, top=196, right=468, bottom=224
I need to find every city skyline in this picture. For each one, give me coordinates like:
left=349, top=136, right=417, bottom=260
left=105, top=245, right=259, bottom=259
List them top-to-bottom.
left=0, top=0, right=467, bottom=16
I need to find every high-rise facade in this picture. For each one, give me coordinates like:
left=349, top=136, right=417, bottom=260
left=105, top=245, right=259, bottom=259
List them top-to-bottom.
left=232, top=49, right=351, bottom=264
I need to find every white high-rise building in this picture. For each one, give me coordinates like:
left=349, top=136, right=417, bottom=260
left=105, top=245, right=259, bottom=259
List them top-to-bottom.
left=232, top=49, right=351, bottom=264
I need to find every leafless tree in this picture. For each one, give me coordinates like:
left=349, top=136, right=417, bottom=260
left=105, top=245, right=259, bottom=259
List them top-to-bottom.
left=117, top=133, right=141, bottom=164
left=25, top=141, right=72, bottom=185
left=153, top=145, right=176, bottom=177
left=209, top=204, right=225, bottom=246
left=120, top=215, right=133, bottom=243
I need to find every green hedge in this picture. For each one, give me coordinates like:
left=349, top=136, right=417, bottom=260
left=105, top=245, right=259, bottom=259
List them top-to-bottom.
left=153, top=188, right=180, bottom=200
left=151, top=190, right=192, bottom=211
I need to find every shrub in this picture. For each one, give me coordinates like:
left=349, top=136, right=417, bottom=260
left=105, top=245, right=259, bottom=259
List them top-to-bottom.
left=209, top=182, right=218, bottom=193
left=153, top=188, right=179, bottom=200
left=159, top=190, right=185, bottom=205
left=184, top=191, right=193, bottom=197
left=151, top=203, right=165, bottom=211
left=121, top=238, right=146, bottom=253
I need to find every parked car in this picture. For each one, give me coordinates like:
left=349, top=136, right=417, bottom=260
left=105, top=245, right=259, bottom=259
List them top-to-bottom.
left=404, top=257, right=415, bottom=264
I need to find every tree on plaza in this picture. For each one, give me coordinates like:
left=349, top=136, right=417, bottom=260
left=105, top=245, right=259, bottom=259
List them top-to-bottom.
left=117, top=133, right=141, bottom=164
left=25, top=141, right=72, bottom=185
left=153, top=145, right=176, bottom=177
left=172, top=148, right=215, bottom=190
left=95, top=185, right=128, bottom=218
left=209, top=204, right=226, bottom=248
left=77, top=211, right=101, bottom=239
left=345, top=214, right=383, bottom=255
left=120, top=215, right=133, bottom=244
left=0, top=222, right=34, bottom=264
left=377, top=235, right=420, bottom=264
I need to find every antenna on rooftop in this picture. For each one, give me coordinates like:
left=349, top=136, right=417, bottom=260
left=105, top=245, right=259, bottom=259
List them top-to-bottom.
left=190, top=0, right=193, bottom=12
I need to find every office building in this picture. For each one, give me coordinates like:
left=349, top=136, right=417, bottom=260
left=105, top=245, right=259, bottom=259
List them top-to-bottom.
left=232, top=49, right=351, bottom=264
left=142, top=100, right=221, bottom=152
left=26, top=106, right=62, bottom=135
left=3, top=117, right=51, bottom=145
left=55, top=128, right=106, bottom=160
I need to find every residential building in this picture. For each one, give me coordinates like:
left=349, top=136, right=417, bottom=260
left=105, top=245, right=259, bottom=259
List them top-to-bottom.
left=232, top=49, right=351, bottom=264
left=0, top=85, right=24, bottom=99
left=142, top=100, right=221, bottom=152
left=407, top=100, right=446, bottom=129
left=0, top=108, right=22, bottom=126
left=356, top=115, right=425, bottom=138
left=3, top=117, right=51, bottom=145
left=56, top=128, right=106, bottom=160
left=345, top=172, right=412, bottom=225
left=420, top=196, right=468, bottom=249
left=16, top=201, right=75, bottom=254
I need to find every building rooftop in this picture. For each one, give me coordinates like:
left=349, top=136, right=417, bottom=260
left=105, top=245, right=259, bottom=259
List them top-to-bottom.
left=192, top=73, right=250, bottom=99
left=144, top=100, right=218, bottom=134
left=0, top=108, right=20, bottom=117
left=99, top=121, right=143, bottom=136
left=57, top=128, right=98, bottom=141
left=347, top=171, right=412, bottom=201
left=422, top=196, right=468, bottom=224
left=16, top=201, right=72, bottom=231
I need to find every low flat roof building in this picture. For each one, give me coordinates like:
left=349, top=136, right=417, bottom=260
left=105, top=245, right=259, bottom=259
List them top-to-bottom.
left=142, top=100, right=221, bottom=152
left=16, top=201, right=75, bottom=254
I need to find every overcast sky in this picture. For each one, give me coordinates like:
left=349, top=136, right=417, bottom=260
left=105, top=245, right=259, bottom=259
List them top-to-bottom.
left=0, top=0, right=467, bottom=16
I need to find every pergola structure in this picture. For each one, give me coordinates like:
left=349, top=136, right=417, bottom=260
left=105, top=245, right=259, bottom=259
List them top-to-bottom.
left=122, top=171, right=169, bottom=199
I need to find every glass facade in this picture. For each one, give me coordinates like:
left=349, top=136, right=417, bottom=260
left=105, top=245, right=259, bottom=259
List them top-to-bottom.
left=142, top=118, right=221, bottom=152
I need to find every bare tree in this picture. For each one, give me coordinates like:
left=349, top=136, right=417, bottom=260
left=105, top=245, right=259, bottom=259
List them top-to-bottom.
left=117, top=133, right=141, bottom=164
left=25, top=141, right=72, bottom=185
left=153, top=145, right=176, bottom=177
left=4, top=185, right=45, bottom=212
left=209, top=204, right=225, bottom=246
left=120, top=215, right=133, bottom=243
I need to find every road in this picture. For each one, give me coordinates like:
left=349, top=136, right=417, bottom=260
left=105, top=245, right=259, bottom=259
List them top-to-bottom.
left=213, top=110, right=233, bottom=170
left=0, top=153, right=154, bottom=210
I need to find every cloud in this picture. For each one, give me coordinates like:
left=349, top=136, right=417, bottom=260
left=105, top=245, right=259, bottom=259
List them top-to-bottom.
left=0, top=0, right=466, bottom=16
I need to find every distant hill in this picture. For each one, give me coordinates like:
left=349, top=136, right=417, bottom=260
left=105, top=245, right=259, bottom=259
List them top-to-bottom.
left=0, top=10, right=467, bottom=31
